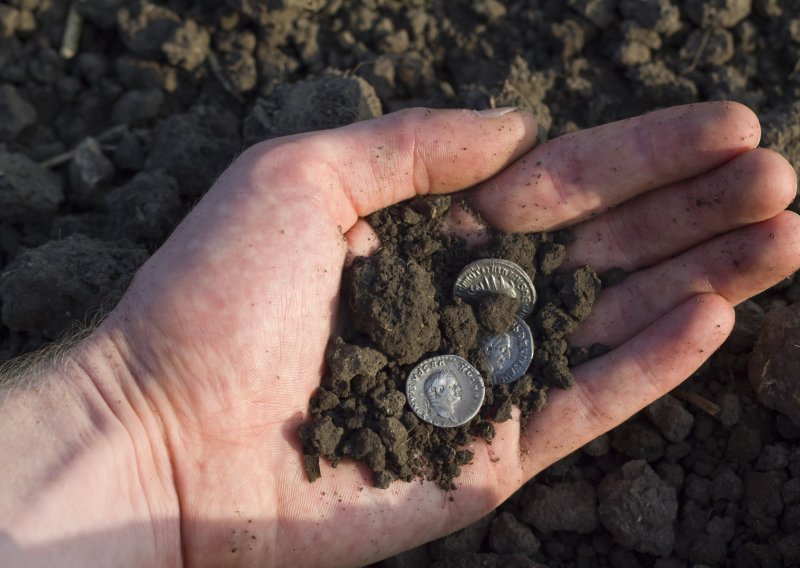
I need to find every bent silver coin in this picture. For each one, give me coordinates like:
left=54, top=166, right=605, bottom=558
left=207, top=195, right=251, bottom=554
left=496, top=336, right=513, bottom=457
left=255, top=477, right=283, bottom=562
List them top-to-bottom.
left=453, top=259, right=536, bottom=318
left=482, top=315, right=534, bottom=385
left=406, top=355, right=485, bottom=428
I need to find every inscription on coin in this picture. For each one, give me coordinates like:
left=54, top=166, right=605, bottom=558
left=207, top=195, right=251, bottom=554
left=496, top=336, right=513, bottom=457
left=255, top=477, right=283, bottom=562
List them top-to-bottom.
left=453, top=259, right=536, bottom=318
left=482, top=315, right=534, bottom=385
left=406, top=355, right=485, bottom=428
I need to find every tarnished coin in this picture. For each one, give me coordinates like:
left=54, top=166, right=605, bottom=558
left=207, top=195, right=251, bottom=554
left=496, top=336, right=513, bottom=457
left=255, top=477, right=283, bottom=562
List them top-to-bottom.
left=453, top=259, right=536, bottom=318
left=482, top=315, right=534, bottom=385
left=406, top=355, right=485, bottom=428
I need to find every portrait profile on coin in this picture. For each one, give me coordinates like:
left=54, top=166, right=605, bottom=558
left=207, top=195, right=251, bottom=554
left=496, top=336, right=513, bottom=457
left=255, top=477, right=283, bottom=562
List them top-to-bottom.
left=481, top=315, right=535, bottom=385
left=484, top=332, right=513, bottom=375
left=406, top=355, right=484, bottom=428
left=424, top=369, right=463, bottom=424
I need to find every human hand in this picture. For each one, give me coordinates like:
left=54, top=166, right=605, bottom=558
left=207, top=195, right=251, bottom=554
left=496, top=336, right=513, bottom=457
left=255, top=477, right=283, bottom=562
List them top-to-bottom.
left=27, top=103, right=800, bottom=566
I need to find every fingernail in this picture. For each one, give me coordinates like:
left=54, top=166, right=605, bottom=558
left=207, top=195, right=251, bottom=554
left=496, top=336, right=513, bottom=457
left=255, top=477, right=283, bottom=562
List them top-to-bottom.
left=474, top=107, right=518, bottom=118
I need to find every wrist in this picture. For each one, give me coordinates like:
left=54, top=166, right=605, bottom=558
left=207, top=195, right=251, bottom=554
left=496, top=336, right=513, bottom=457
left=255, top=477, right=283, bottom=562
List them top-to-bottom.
left=0, top=325, right=181, bottom=567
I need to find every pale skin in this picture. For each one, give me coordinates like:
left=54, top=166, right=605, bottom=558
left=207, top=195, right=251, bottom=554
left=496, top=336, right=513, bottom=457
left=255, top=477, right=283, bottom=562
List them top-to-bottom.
left=0, top=102, right=798, bottom=567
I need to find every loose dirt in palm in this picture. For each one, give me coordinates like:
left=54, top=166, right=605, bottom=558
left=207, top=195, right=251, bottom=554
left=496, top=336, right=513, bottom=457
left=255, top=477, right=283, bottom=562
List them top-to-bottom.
left=299, top=195, right=601, bottom=489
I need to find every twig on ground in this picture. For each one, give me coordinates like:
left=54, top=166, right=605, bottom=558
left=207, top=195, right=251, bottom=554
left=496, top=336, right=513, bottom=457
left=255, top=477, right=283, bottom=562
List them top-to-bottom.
left=60, top=2, right=83, bottom=60
left=683, top=28, right=710, bottom=75
left=38, top=124, right=129, bottom=169
left=677, top=390, right=720, bottom=416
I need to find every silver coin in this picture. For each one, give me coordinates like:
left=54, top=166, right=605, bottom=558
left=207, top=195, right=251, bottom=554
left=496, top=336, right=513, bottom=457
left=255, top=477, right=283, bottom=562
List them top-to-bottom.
left=453, top=259, right=536, bottom=319
left=482, top=315, right=534, bottom=385
left=406, top=355, right=485, bottom=428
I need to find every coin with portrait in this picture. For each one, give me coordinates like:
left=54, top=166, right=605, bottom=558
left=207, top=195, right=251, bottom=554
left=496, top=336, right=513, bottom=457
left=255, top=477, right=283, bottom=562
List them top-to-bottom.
left=453, top=259, right=536, bottom=318
left=482, top=315, right=534, bottom=385
left=406, top=355, right=485, bottom=428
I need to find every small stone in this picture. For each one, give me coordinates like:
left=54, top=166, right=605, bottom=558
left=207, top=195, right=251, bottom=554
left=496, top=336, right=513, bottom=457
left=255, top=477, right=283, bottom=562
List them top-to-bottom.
left=77, top=52, right=109, bottom=82
left=243, top=70, right=382, bottom=145
left=0, top=84, right=36, bottom=141
left=110, top=88, right=164, bottom=125
left=146, top=105, right=241, bottom=197
left=112, top=130, right=146, bottom=171
left=68, top=137, right=114, bottom=206
left=0, top=151, right=64, bottom=223
left=0, top=235, right=146, bottom=337
left=717, top=393, right=741, bottom=428
left=645, top=394, right=695, bottom=442
left=611, top=421, right=665, bottom=462
left=726, top=424, right=762, bottom=463
left=582, top=433, right=610, bottom=457
left=756, top=443, right=790, bottom=471
left=598, top=460, right=678, bottom=557
left=655, top=461, right=685, bottom=491
left=711, top=466, right=743, bottom=501
left=743, top=470, right=786, bottom=535
left=684, top=474, right=712, bottom=506
left=783, top=478, right=800, bottom=505
left=520, top=480, right=599, bottom=534
left=489, top=512, right=540, bottom=555
left=778, top=533, right=800, bottom=566
left=688, top=534, right=728, bottom=566
left=735, top=543, right=781, bottom=567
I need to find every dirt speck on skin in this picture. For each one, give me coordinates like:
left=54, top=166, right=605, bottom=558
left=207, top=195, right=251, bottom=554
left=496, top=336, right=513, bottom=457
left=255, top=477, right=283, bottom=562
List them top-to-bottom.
left=299, top=196, right=600, bottom=489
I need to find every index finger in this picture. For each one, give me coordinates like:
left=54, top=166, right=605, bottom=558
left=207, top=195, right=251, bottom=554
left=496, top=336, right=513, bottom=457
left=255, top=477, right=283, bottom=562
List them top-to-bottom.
left=469, top=102, right=761, bottom=232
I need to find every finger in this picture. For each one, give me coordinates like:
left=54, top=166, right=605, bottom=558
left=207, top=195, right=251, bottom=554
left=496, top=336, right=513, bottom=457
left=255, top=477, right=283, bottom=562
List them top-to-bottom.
left=469, top=102, right=760, bottom=232
left=247, top=107, right=539, bottom=232
left=565, top=149, right=798, bottom=272
left=571, top=211, right=800, bottom=349
left=344, top=219, right=380, bottom=266
left=521, top=293, right=734, bottom=473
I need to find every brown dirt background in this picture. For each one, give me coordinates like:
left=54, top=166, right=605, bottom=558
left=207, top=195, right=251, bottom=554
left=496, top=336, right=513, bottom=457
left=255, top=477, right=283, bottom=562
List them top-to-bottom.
left=2, top=0, right=800, bottom=566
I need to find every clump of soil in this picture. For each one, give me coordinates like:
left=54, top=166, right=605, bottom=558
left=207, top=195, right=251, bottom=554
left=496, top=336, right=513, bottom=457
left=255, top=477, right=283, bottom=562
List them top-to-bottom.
left=299, top=196, right=600, bottom=489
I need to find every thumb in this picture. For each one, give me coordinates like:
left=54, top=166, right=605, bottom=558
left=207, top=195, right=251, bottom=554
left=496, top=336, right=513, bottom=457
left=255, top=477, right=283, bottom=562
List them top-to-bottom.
left=240, top=106, right=539, bottom=232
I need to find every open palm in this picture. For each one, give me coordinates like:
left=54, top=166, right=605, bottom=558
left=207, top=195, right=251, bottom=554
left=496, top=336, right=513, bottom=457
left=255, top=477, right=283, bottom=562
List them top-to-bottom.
left=103, top=103, right=799, bottom=567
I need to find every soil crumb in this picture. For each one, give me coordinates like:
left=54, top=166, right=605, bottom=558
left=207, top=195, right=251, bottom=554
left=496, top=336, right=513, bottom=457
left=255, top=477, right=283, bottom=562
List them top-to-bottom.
left=300, top=196, right=600, bottom=489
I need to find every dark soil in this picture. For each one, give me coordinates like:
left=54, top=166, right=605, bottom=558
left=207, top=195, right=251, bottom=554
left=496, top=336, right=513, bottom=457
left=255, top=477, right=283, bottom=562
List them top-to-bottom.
left=1, top=0, right=800, bottom=566
left=299, top=196, right=600, bottom=489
